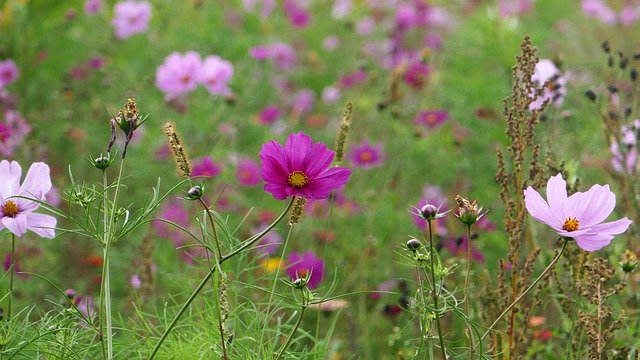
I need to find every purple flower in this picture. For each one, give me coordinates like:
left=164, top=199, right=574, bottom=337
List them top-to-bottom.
left=84, top=0, right=104, bottom=15
left=112, top=0, right=151, bottom=40
left=242, top=0, right=276, bottom=18
left=283, top=0, right=310, bottom=28
left=499, top=0, right=533, bottom=18
left=582, top=0, right=617, bottom=25
left=356, top=16, right=376, bottom=35
left=323, top=36, right=340, bottom=51
left=250, top=43, right=297, bottom=70
left=155, top=52, right=202, bottom=101
left=199, top=55, right=233, bottom=96
left=0, top=59, right=19, bottom=88
left=529, top=59, right=566, bottom=110
left=404, top=61, right=431, bottom=88
left=340, top=69, right=368, bottom=88
left=291, top=89, right=315, bottom=116
left=258, top=106, right=281, bottom=125
left=0, top=110, right=30, bottom=157
left=414, top=110, right=448, bottom=129
left=611, top=119, right=640, bottom=174
left=259, top=132, right=351, bottom=200
left=347, top=140, right=385, bottom=169
left=191, top=156, right=221, bottom=179
left=236, top=158, right=261, bottom=186
left=0, top=161, right=56, bottom=238
left=524, top=173, right=632, bottom=251
left=154, top=199, right=190, bottom=245
left=253, top=223, right=282, bottom=256
left=442, top=236, right=485, bottom=263
left=286, top=251, right=325, bottom=289
left=130, top=274, right=142, bottom=289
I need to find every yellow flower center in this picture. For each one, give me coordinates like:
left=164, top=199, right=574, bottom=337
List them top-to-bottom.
left=288, top=171, right=309, bottom=188
left=2, top=200, right=19, bottom=217
left=562, top=217, right=579, bottom=232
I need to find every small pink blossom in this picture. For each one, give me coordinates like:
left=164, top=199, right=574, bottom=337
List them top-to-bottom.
left=84, top=0, right=104, bottom=15
left=112, top=0, right=152, bottom=40
left=283, top=0, right=310, bottom=28
left=356, top=16, right=376, bottom=35
left=323, top=36, right=340, bottom=51
left=250, top=43, right=297, bottom=70
left=155, top=52, right=202, bottom=101
left=199, top=55, right=233, bottom=96
left=530, top=59, right=566, bottom=110
left=0, top=60, right=19, bottom=89
left=404, top=61, right=431, bottom=88
left=340, top=69, right=368, bottom=89
left=321, top=86, right=341, bottom=103
left=291, top=89, right=315, bottom=116
left=258, top=106, right=282, bottom=125
left=0, top=110, right=30, bottom=157
left=414, top=110, right=448, bottom=129
left=610, top=119, right=640, bottom=174
left=259, top=132, right=351, bottom=200
left=347, top=140, right=385, bottom=169
left=191, top=156, right=221, bottom=179
left=236, top=158, right=262, bottom=186
left=524, top=173, right=632, bottom=251
left=413, top=185, right=448, bottom=235
left=442, top=236, right=485, bottom=263
left=286, top=251, right=325, bottom=289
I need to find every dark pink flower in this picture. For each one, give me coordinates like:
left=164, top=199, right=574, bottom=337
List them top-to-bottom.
left=84, top=0, right=104, bottom=15
left=112, top=0, right=152, bottom=40
left=283, top=0, right=310, bottom=28
left=155, top=52, right=202, bottom=101
left=88, top=55, right=106, bottom=69
left=199, top=55, right=233, bottom=96
left=0, top=59, right=19, bottom=88
left=404, top=61, right=431, bottom=88
left=340, top=69, right=368, bottom=88
left=258, top=106, right=281, bottom=125
left=414, top=110, right=448, bottom=129
left=259, top=132, right=351, bottom=200
left=347, top=140, right=385, bottom=169
left=191, top=156, right=221, bottom=179
left=236, top=158, right=261, bottom=186
left=0, top=161, right=56, bottom=238
left=524, top=173, right=632, bottom=251
left=153, top=199, right=190, bottom=243
left=442, top=236, right=485, bottom=263
left=286, top=251, right=325, bottom=289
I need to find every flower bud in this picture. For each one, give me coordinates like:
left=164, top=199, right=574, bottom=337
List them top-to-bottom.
left=187, top=185, right=203, bottom=200
left=454, top=194, right=486, bottom=226
left=420, top=204, right=438, bottom=220
left=406, top=238, right=422, bottom=252
left=621, top=249, right=637, bottom=273
left=292, top=277, right=307, bottom=289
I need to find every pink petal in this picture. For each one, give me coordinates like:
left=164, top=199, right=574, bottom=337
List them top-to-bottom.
left=285, top=132, right=312, bottom=171
left=260, top=141, right=291, bottom=173
left=303, top=142, right=334, bottom=178
left=0, top=160, right=22, bottom=199
left=20, top=162, right=51, bottom=200
left=304, top=167, right=351, bottom=199
left=546, top=173, right=567, bottom=217
left=263, top=183, right=289, bottom=200
left=574, top=184, right=615, bottom=228
left=524, top=187, right=562, bottom=227
left=26, top=212, right=57, bottom=238
left=2, top=213, right=27, bottom=237
left=587, top=217, right=632, bottom=236
left=574, top=232, right=614, bottom=252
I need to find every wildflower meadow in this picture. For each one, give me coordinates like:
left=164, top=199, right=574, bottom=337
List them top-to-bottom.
left=2, top=0, right=640, bottom=359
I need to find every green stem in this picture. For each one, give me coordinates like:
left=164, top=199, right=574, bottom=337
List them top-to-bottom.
left=149, top=197, right=295, bottom=359
left=427, top=220, right=447, bottom=360
left=464, top=225, right=474, bottom=357
left=7, top=233, right=15, bottom=319
left=480, top=240, right=567, bottom=343
left=275, top=289, right=307, bottom=360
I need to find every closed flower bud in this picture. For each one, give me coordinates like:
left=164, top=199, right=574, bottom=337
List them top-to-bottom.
left=187, top=185, right=203, bottom=200
left=454, top=195, right=487, bottom=226
left=420, top=204, right=438, bottom=220
left=406, top=238, right=422, bottom=252
left=621, top=249, right=637, bottom=273
left=292, top=277, right=307, bottom=289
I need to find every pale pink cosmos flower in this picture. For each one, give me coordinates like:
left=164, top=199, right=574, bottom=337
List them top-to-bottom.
left=84, top=0, right=104, bottom=15
left=112, top=0, right=151, bottom=40
left=581, top=0, right=617, bottom=25
left=323, top=36, right=340, bottom=51
left=250, top=43, right=297, bottom=70
left=155, top=52, right=202, bottom=101
left=199, top=55, right=233, bottom=96
left=529, top=59, right=567, bottom=110
left=0, top=60, right=19, bottom=89
left=321, top=86, right=341, bottom=103
left=291, top=89, right=315, bottom=116
left=0, top=110, right=31, bottom=157
left=610, top=119, right=640, bottom=174
left=0, top=160, right=56, bottom=238
left=524, top=173, right=632, bottom=251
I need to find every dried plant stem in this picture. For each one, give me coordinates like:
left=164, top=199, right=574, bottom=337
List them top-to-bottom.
left=149, top=197, right=295, bottom=359
left=427, top=219, right=447, bottom=360
left=7, top=233, right=15, bottom=319
left=480, top=240, right=567, bottom=343
left=275, top=289, right=308, bottom=359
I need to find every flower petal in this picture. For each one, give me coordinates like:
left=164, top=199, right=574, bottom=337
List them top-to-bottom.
left=285, top=132, right=312, bottom=171
left=303, top=142, right=334, bottom=178
left=0, top=160, right=22, bottom=199
left=20, top=162, right=51, bottom=200
left=304, top=167, right=351, bottom=199
left=546, top=173, right=568, bottom=217
left=263, top=182, right=289, bottom=200
left=574, top=184, right=615, bottom=228
left=524, top=186, right=562, bottom=228
left=25, top=212, right=57, bottom=239
left=2, top=213, right=27, bottom=237
left=587, top=217, right=632, bottom=236
left=574, top=232, right=614, bottom=252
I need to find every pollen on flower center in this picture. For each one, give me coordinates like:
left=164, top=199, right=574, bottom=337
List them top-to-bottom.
left=359, top=151, right=373, bottom=162
left=288, top=171, right=309, bottom=188
left=2, top=200, right=19, bottom=217
left=562, top=217, right=579, bottom=232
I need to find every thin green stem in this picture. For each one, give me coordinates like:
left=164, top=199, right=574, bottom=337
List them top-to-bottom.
left=149, top=197, right=294, bottom=359
left=427, top=219, right=447, bottom=360
left=464, top=225, right=474, bottom=358
left=7, top=233, right=15, bottom=319
left=480, top=240, right=567, bottom=343
left=275, top=289, right=308, bottom=360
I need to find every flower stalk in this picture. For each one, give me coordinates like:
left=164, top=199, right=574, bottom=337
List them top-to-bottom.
left=427, top=219, right=447, bottom=360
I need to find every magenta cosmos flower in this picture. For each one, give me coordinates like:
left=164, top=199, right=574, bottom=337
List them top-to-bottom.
left=112, top=0, right=151, bottom=40
left=156, top=52, right=202, bottom=101
left=0, top=59, right=19, bottom=89
left=414, top=110, right=448, bottom=129
left=259, top=132, right=351, bottom=200
left=347, top=140, right=385, bottom=169
left=191, top=156, right=221, bottom=179
left=236, top=158, right=261, bottom=186
left=0, top=161, right=56, bottom=238
left=524, top=174, right=632, bottom=251
left=286, top=251, right=324, bottom=289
